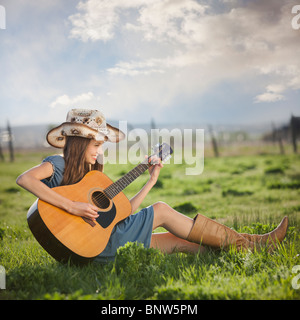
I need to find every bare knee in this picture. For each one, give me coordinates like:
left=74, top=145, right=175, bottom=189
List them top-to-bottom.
left=152, top=201, right=169, bottom=212
left=152, top=201, right=173, bottom=219
left=152, top=202, right=173, bottom=229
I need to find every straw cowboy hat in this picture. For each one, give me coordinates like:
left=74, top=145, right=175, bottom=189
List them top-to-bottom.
left=47, top=109, right=125, bottom=148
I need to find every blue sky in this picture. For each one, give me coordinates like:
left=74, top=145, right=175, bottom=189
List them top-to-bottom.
left=0, top=0, right=299, bottom=128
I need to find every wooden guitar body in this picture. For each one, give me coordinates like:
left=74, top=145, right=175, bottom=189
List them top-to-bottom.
left=27, top=171, right=131, bottom=265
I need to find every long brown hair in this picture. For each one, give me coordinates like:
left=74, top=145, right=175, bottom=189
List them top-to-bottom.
left=61, top=136, right=103, bottom=186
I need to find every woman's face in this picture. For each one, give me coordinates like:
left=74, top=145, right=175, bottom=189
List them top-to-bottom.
left=85, top=139, right=103, bottom=165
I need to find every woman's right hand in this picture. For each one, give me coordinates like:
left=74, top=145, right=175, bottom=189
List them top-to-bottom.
left=16, top=162, right=100, bottom=221
left=68, top=201, right=99, bottom=220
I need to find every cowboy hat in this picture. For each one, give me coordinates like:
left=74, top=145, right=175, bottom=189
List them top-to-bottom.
left=46, top=109, right=125, bottom=148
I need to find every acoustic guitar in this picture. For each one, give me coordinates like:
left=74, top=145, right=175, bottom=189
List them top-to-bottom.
left=27, top=143, right=173, bottom=265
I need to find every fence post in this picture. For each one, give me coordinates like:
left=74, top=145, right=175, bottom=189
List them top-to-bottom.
left=291, top=116, right=298, bottom=153
left=7, top=121, right=14, bottom=162
left=272, top=122, right=285, bottom=155
left=208, top=125, right=219, bottom=157
left=0, top=130, right=4, bottom=161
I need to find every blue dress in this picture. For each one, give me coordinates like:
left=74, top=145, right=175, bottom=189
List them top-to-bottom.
left=41, top=155, right=154, bottom=262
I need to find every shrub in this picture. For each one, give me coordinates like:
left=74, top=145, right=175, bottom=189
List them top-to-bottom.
left=114, top=242, right=165, bottom=298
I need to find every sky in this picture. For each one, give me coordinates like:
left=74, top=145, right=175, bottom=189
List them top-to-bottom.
left=0, top=0, right=299, bottom=128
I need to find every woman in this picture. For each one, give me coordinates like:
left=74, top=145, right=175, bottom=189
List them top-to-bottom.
left=17, top=109, right=288, bottom=262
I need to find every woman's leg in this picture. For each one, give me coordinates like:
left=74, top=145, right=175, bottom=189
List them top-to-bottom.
left=152, top=201, right=194, bottom=239
left=152, top=201, right=288, bottom=252
left=151, top=202, right=255, bottom=251
left=150, top=232, right=206, bottom=254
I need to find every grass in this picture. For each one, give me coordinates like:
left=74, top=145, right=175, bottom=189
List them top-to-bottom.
left=0, top=148, right=300, bottom=300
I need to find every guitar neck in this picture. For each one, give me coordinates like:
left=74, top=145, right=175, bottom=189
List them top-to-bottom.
left=104, top=162, right=150, bottom=199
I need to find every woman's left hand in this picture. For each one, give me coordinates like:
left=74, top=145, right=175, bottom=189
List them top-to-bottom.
left=129, top=155, right=163, bottom=213
left=148, top=155, right=163, bottom=185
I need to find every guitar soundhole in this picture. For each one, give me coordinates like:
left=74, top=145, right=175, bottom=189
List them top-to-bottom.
left=91, top=191, right=110, bottom=209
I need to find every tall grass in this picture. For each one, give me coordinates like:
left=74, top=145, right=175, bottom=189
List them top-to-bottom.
left=0, top=149, right=299, bottom=300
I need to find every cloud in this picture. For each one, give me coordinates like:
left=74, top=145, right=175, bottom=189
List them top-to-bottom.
left=68, top=0, right=151, bottom=42
left=68, top=0, right=207, bottom=43
left=125, top=0, right=208, bottom=44
left=68, top=1, right=117, bottom=42
left=106, top=52, right=201, bottom=76
left=107, top=59, right=165, bottom=76
left=288, top=75, right=300, bottom=90
left=254, top=80, right=298, bottom=104
left=254, top=83, right=287, bottom=103
left=50, top=92, right=100, bottom=108
left=254, top=92, right=285, bottom=104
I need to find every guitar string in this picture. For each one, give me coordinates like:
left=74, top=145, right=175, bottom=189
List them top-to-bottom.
left=91, top=148, right=170, bottom=206
left=92, top=152, right=170, bottom=202
left=91, top=163, right=150, bottom=206
left=99, top=165, right=148, bottom=200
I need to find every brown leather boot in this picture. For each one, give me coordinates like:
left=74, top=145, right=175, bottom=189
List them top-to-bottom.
left=187, top=214, right=256, bottom=251
left=239, top=216, right=288, bottom=247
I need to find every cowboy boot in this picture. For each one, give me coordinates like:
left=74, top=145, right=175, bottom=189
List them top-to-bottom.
left=187, top=214, right=256, bottom=251
left=239, top=216, right=288, bottom=246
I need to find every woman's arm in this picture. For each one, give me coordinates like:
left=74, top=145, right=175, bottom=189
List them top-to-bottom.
left=129, top=158, right=163, bottom=213
left=16, top=162, right=99, bottom=220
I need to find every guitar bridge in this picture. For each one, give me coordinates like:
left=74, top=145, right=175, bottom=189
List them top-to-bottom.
left=81, top=216, right=96, bottom=227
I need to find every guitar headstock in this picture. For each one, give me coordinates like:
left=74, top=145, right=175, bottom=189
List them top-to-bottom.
left=151, top=143, right=173, bottom=163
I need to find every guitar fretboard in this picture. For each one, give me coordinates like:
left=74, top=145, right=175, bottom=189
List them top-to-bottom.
left=104, top=162, right=150, bottom=199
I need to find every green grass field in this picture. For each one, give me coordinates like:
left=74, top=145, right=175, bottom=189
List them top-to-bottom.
left=0, top=146, right=300, bottom=300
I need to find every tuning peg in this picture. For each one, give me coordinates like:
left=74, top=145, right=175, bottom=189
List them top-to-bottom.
left=151, top=143, right=160, bottom=150
left=162, top=155, right=172, bottom=163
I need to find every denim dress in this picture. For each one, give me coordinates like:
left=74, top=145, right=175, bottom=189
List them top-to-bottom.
left=41, top=155, right=154, bottom=262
